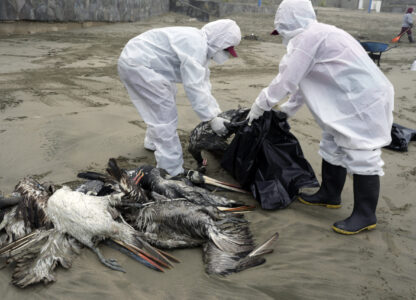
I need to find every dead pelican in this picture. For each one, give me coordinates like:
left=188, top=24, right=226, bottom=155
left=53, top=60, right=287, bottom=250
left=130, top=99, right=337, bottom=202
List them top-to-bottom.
left=188, top=108, right=249, bottom=172
left=78, top=158, right=148, bottom=204
left=78, top=160, right=247, bottom=208
left=84, top=160, right=279, bottom=275
left=134, top=165, right=246, bottom=208
left=0, top=177, right=175, bottom=288
left=44, top=186, right=170, bottom=272
left=127, top=192, right=278, bottom=275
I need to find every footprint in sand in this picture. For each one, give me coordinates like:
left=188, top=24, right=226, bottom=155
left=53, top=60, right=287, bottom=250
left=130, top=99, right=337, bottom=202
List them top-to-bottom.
left=248, top=84, right=267, bottom=88
left=0, top=95, right=23, bottom=111
left=4, top=116, right=28, bottom=121
left=128, top=120, right=146, bottom=129
left=40, top=128, right=60, bottom=161
left=110, top=155, right=149, bottom=169
left=397, top=167, right=416, bottom=180
left=32, top=171, right=52, bottom=181
left=382, top=195, right=413, bottom=215
left=381, top=231, right=401, bottom=257
left=358, top=246, right=374, bottom=260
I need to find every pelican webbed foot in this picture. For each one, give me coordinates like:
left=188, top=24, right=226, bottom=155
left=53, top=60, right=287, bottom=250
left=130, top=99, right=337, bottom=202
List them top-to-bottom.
left=91, top=246, right=125, bottom=273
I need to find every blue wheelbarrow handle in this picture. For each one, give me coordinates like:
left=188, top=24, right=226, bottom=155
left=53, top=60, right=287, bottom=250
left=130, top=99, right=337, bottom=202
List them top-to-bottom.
left=384, top=45, right=398, bottom=52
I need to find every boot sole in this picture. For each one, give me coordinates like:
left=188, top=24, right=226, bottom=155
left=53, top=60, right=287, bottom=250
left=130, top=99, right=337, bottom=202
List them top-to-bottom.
left=298, top=196, right=341, bottom=209
left=331, top=224, right=377, bottom=235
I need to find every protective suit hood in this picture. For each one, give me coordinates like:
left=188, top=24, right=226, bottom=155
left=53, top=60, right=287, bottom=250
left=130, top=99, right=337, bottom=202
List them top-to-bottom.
left=274, top=0, right=317, bottom=45
left=201, top=19, right=241, bottom=59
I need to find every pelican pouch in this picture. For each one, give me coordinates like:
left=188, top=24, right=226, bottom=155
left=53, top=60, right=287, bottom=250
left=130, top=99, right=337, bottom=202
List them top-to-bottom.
left=221, top=110, right=319, bottom=210
left=384, top=123, right=416, bottom=152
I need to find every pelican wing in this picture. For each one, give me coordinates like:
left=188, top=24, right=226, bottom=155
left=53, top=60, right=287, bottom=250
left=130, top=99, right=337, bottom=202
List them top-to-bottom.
left=14, top=177, right=51, bottom=229
left=132, top=196, right=254, bottom=254
left=0, top=206, right=32, bottom=246
left=1, top=229, right=81, bottom=288
left=203, top=232, right=279, bottom=275
left=248, top=232, right=279, bottom=257
left=203, top=241, right=265, bottom=275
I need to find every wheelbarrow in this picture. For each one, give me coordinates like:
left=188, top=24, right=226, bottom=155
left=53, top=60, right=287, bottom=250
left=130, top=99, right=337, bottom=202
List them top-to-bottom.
left=359, top=42, right=397, bottom=66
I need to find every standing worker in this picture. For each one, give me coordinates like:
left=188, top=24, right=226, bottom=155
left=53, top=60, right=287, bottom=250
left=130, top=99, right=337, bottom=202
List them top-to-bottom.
left=247, top=0, right=394, bottom=235
left=398, top=7, right=414, bottom=43
left=118, top=20, right=241, bottom=176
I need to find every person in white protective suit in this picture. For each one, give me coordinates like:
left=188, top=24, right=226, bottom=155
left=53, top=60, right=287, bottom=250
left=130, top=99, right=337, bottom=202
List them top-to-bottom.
left=247, top=0, right=394, bottom=235
left=118, top=20, right=241, bottom=176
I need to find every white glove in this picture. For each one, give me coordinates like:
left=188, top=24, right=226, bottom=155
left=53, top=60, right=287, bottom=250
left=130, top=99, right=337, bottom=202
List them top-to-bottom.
left=247, top=102, right=265, bottom=125
left=210, top=116, right=230, bottom=136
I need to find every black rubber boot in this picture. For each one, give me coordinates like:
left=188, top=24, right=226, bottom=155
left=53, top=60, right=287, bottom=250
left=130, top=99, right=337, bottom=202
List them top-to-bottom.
left=409, top=35, right=414, bottom=43
left=298, top=160, right=347, bottom=208
left=332, top=174, right=379, bottom=235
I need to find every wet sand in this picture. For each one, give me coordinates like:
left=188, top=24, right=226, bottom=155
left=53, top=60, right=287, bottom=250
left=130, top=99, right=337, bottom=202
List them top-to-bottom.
left=1, top=8, right=416, bottom=299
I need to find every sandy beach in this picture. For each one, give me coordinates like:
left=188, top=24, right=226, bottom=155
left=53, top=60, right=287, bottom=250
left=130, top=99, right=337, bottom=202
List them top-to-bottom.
left=1, top=8, right=415, bottom=299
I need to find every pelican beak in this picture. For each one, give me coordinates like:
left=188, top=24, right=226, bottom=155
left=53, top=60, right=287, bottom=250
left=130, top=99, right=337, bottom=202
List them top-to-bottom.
left=133, top=170, right=144, bottom=185
left=185, top=170, right=248, bottom=193
left=202, top=176, right=248, bottom=193
left=0, top=194, right=23, bottom=209
left=216, top=205, right=256, bottom=212
left=105, top=239, right=165, bottom=272
left=110, top=239, right=179, bottom=272
left=110, top=239, right=173, bottom=272
left=156, top=249, right=181, bottom=263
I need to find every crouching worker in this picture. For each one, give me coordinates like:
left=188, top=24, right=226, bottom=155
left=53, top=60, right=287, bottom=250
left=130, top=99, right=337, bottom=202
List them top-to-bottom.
left=247, top=0, right=394, bottom=234
left=118, top=20, right=241, bottom=176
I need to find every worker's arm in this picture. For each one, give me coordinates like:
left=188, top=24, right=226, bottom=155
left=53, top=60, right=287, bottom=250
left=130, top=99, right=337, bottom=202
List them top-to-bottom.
left=170, top=38, right=220, bottom=122
left=255, top=41, right=317, bottom=111
left=180, top=57, right=221, bottom=122
left=280, top=90, right=305, bottom=117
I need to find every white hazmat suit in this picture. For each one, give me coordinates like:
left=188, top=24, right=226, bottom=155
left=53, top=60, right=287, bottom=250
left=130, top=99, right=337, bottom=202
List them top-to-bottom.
left=249, top=0, right=394, bottom=175
left=118, top=20, right=241, bottom=176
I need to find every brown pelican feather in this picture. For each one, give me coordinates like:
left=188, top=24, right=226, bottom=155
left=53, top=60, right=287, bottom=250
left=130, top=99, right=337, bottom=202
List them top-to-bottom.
left=15, top=177, right=52, bottom=229
left=0, top=229, right=81, bottom=288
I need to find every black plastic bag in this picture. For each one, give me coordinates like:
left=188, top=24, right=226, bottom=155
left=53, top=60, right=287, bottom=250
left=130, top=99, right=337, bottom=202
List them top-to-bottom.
left=221, top=110, right=319, bottom=210
left=384, top=123, right=416, bottom=152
